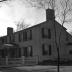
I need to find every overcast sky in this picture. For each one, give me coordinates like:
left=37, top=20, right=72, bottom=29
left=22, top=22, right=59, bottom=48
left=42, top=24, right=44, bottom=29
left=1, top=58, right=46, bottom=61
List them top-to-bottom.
left=0, top=0, right=72, bottom=36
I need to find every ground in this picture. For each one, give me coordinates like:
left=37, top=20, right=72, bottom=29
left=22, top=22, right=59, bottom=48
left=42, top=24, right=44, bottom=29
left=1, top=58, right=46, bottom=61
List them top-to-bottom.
left=0, top=65, right=72, bottom=72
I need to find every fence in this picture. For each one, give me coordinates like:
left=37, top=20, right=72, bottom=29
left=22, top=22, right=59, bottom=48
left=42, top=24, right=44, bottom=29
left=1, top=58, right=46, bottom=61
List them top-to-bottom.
left=0, top=56, right=38, bottom=67
left=24, top=56, right=38, bottom=65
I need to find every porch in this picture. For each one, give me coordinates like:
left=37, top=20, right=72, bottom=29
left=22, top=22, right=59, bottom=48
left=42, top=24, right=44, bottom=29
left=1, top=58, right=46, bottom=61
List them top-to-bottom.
left=0, top=44, right=38, bottom=67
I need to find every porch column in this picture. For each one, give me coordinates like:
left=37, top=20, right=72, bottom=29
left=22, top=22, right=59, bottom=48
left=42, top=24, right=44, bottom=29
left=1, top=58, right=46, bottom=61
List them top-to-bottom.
left=6, top=47, right=9, bottom=65
left=6, top=56, right=8, bottom=65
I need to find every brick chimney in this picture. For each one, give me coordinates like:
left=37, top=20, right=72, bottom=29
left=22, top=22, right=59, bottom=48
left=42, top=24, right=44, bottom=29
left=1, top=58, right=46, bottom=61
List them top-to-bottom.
left=46, top=9, right=55, bottom=21
left=7, top=27, right=13, bottom=35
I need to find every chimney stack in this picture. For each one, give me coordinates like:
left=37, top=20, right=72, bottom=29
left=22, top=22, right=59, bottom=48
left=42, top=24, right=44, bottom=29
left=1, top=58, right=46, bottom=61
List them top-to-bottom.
left=46, top=9, right=55, bottom=21
left=7, top=27, right=13, bottom=35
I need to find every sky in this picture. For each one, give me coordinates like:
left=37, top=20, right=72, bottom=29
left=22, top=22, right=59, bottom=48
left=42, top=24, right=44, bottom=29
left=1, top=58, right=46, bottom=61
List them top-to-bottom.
left=0, top=0, right=72, bottom=36
left=0, top=0, right=46, bottom=36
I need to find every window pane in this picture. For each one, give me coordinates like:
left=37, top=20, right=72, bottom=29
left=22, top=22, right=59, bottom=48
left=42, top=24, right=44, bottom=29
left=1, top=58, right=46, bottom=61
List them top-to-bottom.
left=42, top=28, right=51, bottom=39
left=42, top=28, right=44, bottom=38
left=48, top=29, right=51, bottom=39
left=30, top=30, right=32, bottom=40
left=23, top=31, right=27, bottom=41
left=19, top=33, right=21, bottom=42
left=42, top=44, right=48, bottom=55
left=49, top=45, right=51, bottom=55
left=28, top=46, right=32, bottom=56
left=24, top=47, right=28, bottom=57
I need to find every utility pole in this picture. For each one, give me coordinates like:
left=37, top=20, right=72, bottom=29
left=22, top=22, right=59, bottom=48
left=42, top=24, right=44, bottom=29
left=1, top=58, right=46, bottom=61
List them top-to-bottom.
left=53, top=20, right=60, bottom=72
left=57, top=47, right=60, bottom=72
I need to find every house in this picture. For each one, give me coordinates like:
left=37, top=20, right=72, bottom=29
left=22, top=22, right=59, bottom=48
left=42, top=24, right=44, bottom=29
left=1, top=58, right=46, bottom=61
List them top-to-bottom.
left=0, top=9, right=72, bottom=66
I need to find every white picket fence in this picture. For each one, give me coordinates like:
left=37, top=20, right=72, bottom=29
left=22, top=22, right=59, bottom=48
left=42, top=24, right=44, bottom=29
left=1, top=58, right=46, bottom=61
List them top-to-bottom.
left=0, top=56, right=38, bottom=67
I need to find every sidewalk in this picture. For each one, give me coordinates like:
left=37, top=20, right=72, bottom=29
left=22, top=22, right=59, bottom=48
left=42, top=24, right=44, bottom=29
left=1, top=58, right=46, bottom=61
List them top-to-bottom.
left=14, top=65, right=72, bottom=72
left=14, top=65, right=58, bottom=72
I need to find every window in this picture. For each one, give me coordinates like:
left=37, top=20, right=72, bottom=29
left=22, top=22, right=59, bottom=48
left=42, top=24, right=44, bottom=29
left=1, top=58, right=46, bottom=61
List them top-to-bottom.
left=42, top=28, right=51, bottom=39
left=42, top=28, right=44, bottom=38
left=48, top=29, right=51, bottom=39
left=23, top=30, right=32, bottom=41
left=27, top=30, right=32, bottom=40
left=30, top=30, right=32, bottom=40
left=23, top=31, right=27, bottom=41
left=19, top=33, right=21, bottom=42
left=13, top=35, right=15, bottom=42
left=9, top=36, right=11, bottom=43
left=3, top=37, right=7, bottom=44
left=42, top=44, right=52, bottom=56
left=42, top=44, right=48, bottom=55
left=49, top=45, right=51, bottom=55
left=23, top=46, right=32, bottom=57
left=28, top=46, right=32, bottom=56
left=24, top=47, right=28, bottom=57
left=18, top=48, right=21, bottom=57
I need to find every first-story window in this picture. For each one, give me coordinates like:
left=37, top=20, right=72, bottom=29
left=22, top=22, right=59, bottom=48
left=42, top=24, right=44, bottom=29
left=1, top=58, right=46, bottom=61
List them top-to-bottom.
left=42, top=44, right=52, bottom=56
left=42, top=44, right=48, bottom=55
left=49, top=45, right=51, bottom=55
left=23, top=46, right=33, bottom=57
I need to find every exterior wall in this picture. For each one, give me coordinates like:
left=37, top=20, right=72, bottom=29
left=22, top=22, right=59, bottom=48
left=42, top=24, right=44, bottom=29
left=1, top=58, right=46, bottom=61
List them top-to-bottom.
left=0, top=20, right=72, bottom=63
left=38, top=21, right=57, bottom=62
left=55, top=22, right=67, bottom=61
left=64, top=32, right=72, bottom=60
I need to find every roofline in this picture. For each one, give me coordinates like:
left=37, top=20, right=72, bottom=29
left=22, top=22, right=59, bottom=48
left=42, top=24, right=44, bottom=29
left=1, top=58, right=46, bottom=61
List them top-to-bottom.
left=0, top=20, right=67, bottom=37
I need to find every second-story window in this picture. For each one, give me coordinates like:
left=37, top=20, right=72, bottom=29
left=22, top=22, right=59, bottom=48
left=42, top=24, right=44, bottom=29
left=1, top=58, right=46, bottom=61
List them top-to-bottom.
left=42, top=28, right=51, bottom=39
left=48, top=29, right=51, bottom=39
left=23, top=30, right=32, bottom=41
left=27, top=30, right=32, bottom=40
left=30, top=30, right=32, bottom=40
left=23, top=31, right=27, bottom=41
left=19, top=33, right=21, bottom=42
left=13, top=34, right=15, bottom=42
left=9, top=35, right=11, bottom=43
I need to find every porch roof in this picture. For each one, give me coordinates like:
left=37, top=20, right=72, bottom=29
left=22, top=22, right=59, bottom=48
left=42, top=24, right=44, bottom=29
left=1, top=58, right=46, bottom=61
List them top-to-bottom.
left=0, top=43, right=19, bottom=49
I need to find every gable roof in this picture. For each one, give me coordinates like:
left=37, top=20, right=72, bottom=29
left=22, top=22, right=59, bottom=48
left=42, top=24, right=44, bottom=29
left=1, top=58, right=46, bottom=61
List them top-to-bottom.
left=0, top=20, right=67, bottom=37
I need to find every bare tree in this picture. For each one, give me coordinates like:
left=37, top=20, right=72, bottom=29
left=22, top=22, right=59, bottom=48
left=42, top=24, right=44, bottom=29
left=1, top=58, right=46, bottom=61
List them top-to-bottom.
left=26, top=0, right=56, bottom=9
left=26, top=0, right=72, bottom=25
left=58, top=0, right=72, bottom=26
left=58, top=0, right=72, bottom=52
left=25, top=1, right=72, bottom=72
left=57, top=1, right=72, bottom=72
left=16, top=20, right=30, bottom=31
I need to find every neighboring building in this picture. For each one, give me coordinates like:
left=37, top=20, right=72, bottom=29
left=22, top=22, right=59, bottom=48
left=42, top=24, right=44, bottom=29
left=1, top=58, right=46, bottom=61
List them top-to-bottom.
left=0, top=9, right=72, bottom=65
